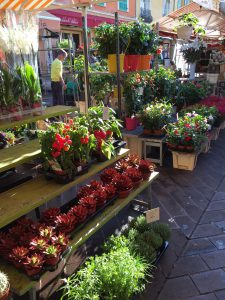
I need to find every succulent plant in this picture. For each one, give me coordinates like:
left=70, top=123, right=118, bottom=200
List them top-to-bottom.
left=125, top=154, right=140, bottom=167
left=115, top=159, right=131, bottom=173
left=138, top=159, right=155, bottom=174
left=100, top=168, right=119, bottom=184
left=124, top=168, right=142, bottom=182
left=113, top=174, right=133, bottom=191
left=89, top=180, right=102, bottom=191
left=103, top=184, right=117, bottom=200
left=77, top=185, right=93, bottom=199
left=92, top=189, right=107, bottom=206
left=79, top=196, right=97, bottom=214
left=69, top=205, right=88, bottom=222
left=41, top=207, right=61, bottom=226
left=55, top=213, right=77, bottom=234
left=17, top=217, right=34, bottom=229
left=9, top=225, right=24, bottom=237
left=39, top=226, right=54, bottom=239
left=20, top=232, right=36, bottom=247
left=52, top=233, right=69, bottom=247
left=30, top=237, right=48, bottom=251
left=44, top=245, right=60, bottom=257
left=10, top=246, right=29, bottom=260
left=24, top=254, right=44, bottom=268
left=0, top=271, right=9, bottom=297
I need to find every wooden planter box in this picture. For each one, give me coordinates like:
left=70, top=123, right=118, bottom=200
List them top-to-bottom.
left=172, top=151, right=198, bottom=171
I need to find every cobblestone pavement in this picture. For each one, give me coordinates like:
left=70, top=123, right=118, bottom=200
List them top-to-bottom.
left=138, top=130, right=225, bottom=300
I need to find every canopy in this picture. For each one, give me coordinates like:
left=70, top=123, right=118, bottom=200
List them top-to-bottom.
left=157, top=2, right=225, bottom=40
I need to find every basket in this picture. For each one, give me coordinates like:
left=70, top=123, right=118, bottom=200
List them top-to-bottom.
left=177, top=26, right=193, bottom=40
left=207, top=73, right=219, bottom=84
left=172, top=151, right=198, bottom=171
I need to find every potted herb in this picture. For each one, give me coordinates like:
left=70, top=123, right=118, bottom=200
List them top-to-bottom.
left=176, top=13, right=199, bottom=40
left=138, top=101, right=173, bottom=135
left=113, top=174, right=133, bottom=198
left=44, top=245, right=61, bottom=267
left=23, top=254, right=44, bottom=277
left=0, top=271, right=10, bottom=300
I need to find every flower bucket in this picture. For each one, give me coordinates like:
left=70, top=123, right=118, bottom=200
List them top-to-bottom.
left=177, top=26, right=193, bottom=40
left=107, top=54, right=124, bottom=73
left=124, top=55, right=139, bottom=72
left=137, top=55, right=151, bottom=71
left=125, top=117, right=137, bottom=131
left=172, top=151, right=198, bottom=171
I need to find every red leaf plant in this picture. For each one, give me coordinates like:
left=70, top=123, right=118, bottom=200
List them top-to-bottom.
left=124, top=155, right=140, bottom=167
left=115, top=159, right=132, bottom=174
left=138, top=159, right=154, bottom=179
left=100, top=168, right=119, bottom=184
left=124, top=168, right=142, bottom=183
left=113, top=174, right=133, bottom=192
left=89, top=180, right=103, bottom=191
left=103, top=184, right=117, bottom=200
left=77, top=185, right=93, bottom=199
left=92, top=189, right=108, bottom=207
left=79, top=196, right=97, bottom=215
left=69, top=205, right=88, bottom=223
left=41, top=208, right=61, bottom=226
left=55, top=213, right=77, bottom=234
left=16, top=218, right=35, bottom=230
left=8, top=225, right=24, bottom=238
left=39, top=226, right=55, bottom=239
left=0, top=232, right=17, bottom=260
left=20, top=232, right=36, bottom=247
left=51, top=233, right=69, bottom=253
left=30, top=237, right=48, bottom=252
left=43, top=245, right=61, bottom=266
left=9, top=246, right=29, bottom=269
left=23, top=254, right=45, bottom=276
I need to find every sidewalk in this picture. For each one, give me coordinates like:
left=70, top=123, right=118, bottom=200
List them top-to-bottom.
left=139, top=130, right=225, bottom=300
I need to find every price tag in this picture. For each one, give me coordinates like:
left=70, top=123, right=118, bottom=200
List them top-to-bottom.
left=103, top=107, right=109, bottom=120
left=77, top=166, right=82, bottom=172
left=146, top=207, right=160, bottom=224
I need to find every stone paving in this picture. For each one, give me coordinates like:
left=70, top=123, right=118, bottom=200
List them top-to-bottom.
left=138, top=130, right=225, bottom=300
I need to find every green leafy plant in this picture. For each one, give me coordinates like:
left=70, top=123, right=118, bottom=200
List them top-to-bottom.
left=177, top=13, right=199, bottom=28
left=57, top=39, right=72, bottom=49
left=180, top=40, right=207, bottom=63
left=0, top=64, right=19, bottom=107
left=89, top=73, right=115, bottom=103
left=176, top=81, right=207, bottom=107
left=0, top=271, right=9, bottom=297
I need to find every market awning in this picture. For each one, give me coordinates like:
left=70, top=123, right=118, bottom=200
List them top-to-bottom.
left=0, top=0, right=55, bottom=11
left=157, top=2, right=225, bottom=40
left=49, top=9, right=115, bottom=27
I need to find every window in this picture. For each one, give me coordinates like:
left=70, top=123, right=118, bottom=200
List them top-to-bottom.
left=118, top=0, right=128, bottom=11
left=162, top=0, right=171, bottom=16
left=177, top=0, right=182, bottom=9
left=184, top=0, right=190, bottom=4
left=98, top=2, right=106, bottom=6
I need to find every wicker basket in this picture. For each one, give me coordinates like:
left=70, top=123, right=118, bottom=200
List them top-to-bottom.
left=177, top=26, right=193, bottom=40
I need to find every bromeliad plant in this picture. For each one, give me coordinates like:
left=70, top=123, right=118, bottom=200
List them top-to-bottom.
left=166, top=112, right=209, bottom=152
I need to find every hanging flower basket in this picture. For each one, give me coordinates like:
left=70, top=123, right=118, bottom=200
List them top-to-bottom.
left=177, top=26, right=193, bottom=40
left=172, top=150, right=198, bottom=171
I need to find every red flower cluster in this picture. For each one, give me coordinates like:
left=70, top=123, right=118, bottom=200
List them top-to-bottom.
left=94, top=130, right=106, bottom=140
left=52, top=133, right=72, bottom=158
left=80, top=135, right=89, bottom=145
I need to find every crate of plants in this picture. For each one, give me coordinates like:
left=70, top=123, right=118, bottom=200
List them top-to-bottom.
left=0, top=62, right=42, bottom=122
left=138, top=101, right=174, bottom=136
left=40, top=106, right=123, bottom=183
left=166, top=112, right=210, bottom=170
left=60, top=216, right=171, bottom=300
left=0, top=217, right=70, bottom=280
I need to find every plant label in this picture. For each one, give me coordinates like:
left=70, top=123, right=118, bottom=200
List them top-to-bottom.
left=137, top=87, right=144, bottom=95
left=103, top=107, right=109, bottom=120
left=77, top=166, right=82, bottom=172
left=146, top=207, right=160, bottom=223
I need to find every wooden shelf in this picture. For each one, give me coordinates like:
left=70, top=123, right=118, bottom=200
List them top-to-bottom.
left=0, top=105, right=78, bottom=131
left=0, top=140, right=41, bottom=173
left=0, top=148, right=130, bottom=229
left=0, top=171, right=159, bottom=296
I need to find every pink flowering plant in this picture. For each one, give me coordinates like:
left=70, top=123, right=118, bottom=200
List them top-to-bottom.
left=166, top=112, right=209, bottom=151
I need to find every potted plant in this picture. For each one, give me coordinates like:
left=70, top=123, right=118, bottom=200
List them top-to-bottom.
left=176, top=13, right=199, bottom=40
left=124, top=20, right=157, bottom=71
left=94, top=23, right=128, bottom=73
left=180, top=39, right=206, bottom=80
left=138, top=101, right=173, bottom=135
left=115, top=158, right=132, bottom=173
left=138, top=159, right=155, bottom=180
left=100, top=168, right=119, bottom=184
left=124, top=168, right=143, bottom=188
left=113, top=173, right=133, bottom=198
left=103, top=184, right=117, bottom=201
left=92, top=189, right=108, bottom=207
left=79, top=196, right=97, bottom=215
left=69, top=205, right=88, bottom=223
left=41, top=208, right=61, bottom=226
left=55, top=213, right=77, bottom=234
left=39, top=226, right=54, bottom=240
left=51, top=233, right=69, bottom=254
left=30, top=237, right=48, bottom=252
left=43, top=245, right=61, bottom=267
left=9, top=246, right=29, bottom=269
left=23, top=254, right=44, bottom=277
left=0, top=271, right=10, bottom=300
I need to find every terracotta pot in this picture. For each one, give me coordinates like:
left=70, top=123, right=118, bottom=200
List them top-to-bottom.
left=124, top=55, right=139, bottom=72
left=125, top=117, right=137, bottom=131
left=142, top=172, right=151, bottom=181
left=132, top=178, right=143, bottom=189
left=118, top=187, right=133, bottom=199
left=45, top=255, right=60, bottom=266
left=24, top=265, right=42, bottom=277
left=0, top=286, right=10, bottom=300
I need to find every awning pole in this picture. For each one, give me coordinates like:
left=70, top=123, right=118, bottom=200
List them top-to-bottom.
left=82, top=6, right=91, bottom=112
left=115, top=12, right=122, bottom=118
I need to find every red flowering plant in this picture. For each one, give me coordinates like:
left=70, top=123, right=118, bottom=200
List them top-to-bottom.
left=166, top=113, right=208, bottom=152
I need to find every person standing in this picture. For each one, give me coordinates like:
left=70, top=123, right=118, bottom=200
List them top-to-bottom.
left=51, top=49, right=67, bottom=106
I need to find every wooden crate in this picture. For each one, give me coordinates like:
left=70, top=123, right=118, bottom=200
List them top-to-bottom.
left=172, top=151, right=198, bottom=171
